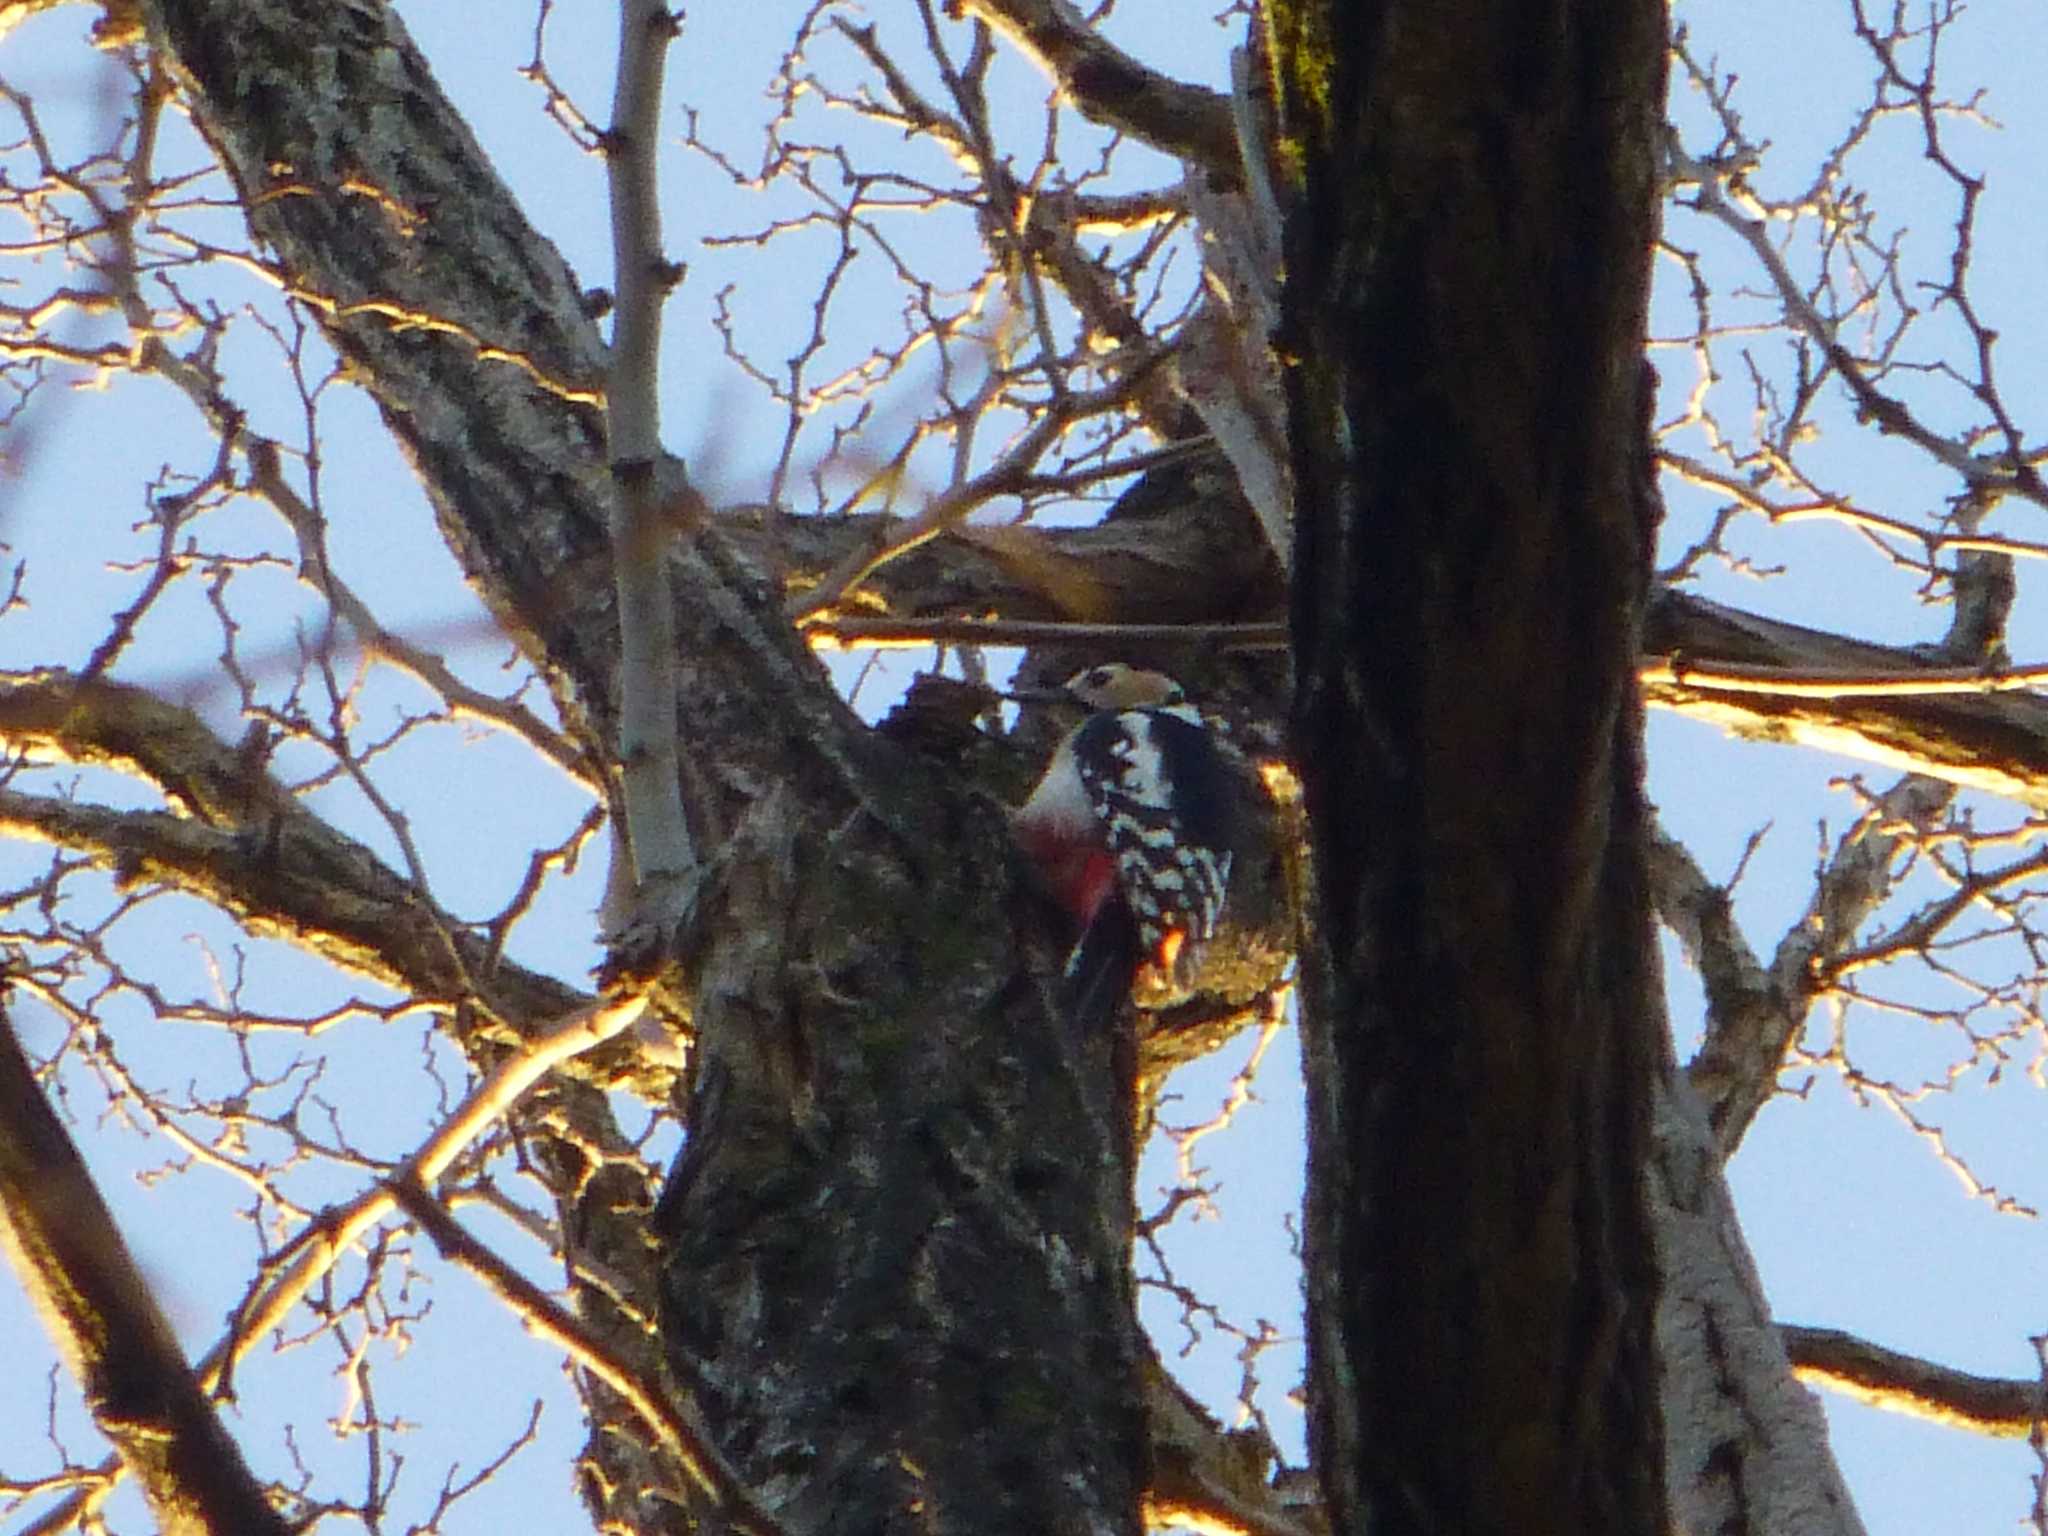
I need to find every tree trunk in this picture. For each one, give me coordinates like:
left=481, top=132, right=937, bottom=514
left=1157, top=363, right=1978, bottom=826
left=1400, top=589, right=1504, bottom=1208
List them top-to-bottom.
left=1272, top=4, right=1671, bottom=1532
left=652, top=762, right=1146, bottom=1536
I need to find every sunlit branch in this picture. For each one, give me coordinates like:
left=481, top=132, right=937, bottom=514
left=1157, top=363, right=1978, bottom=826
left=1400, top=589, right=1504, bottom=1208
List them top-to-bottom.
left=830, top=14, right=1190, bottom=438
left=279, top=286, right=606, bottom=406
left=1661, top=450, right=2048, bottom=566
left=813, top=610, right=2048, bottom=701
left=804, top=616, right=1282, bottom=652
left=1642, top=656, right=2048, bottom=698
left=0, top=758, right=591, bottom=1063
left=1654, top=770, right=1955, bottom=1159
left=6, top=988, right=652, bottom=1536
left=213, top=990, right=650, bottom=1382
left=390, top=1176, right=784, bottom=1536
left=1784, top=1323, right=2046, bottom=1438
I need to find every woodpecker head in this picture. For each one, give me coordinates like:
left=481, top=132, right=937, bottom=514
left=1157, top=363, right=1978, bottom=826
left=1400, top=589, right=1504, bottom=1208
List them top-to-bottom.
left=1012, top=662, right=1188, bottom=712
left=1063, top=663, right=1187, bottom=710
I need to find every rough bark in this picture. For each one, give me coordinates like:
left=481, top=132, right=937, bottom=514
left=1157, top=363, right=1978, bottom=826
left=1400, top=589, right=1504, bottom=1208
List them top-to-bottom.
left=1273, top=3, right=1670, bottom=1533
left=652, top=770, right=1146, bottom=1536
left=1655, top=1072, right=1868, bottom=1536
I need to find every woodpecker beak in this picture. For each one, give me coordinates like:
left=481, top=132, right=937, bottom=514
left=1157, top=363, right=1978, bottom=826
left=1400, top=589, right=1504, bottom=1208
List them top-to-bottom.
left=1005, top=683, right=1077, bottom=705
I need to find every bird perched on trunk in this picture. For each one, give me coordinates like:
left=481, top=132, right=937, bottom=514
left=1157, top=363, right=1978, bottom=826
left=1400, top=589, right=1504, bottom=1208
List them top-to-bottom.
left=1012, top=664, right=1241, bottom=1027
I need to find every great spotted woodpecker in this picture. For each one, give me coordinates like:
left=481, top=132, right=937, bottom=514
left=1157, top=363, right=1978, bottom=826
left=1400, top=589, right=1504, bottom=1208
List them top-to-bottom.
left=1012, top=664, right=1237, bottom=1016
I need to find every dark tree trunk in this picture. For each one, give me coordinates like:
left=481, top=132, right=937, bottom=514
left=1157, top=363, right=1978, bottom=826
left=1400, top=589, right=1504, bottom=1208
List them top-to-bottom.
left=1271, top=4, right=1671, bottom=1533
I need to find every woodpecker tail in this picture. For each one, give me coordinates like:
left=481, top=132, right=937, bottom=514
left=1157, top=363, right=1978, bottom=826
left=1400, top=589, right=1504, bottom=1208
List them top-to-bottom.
left=1062, top=900, right=1142, bottom=1037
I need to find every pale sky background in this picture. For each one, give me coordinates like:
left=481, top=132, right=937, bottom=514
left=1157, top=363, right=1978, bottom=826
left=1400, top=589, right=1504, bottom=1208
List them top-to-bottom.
left=2, top=3, right=2046, bottom=1533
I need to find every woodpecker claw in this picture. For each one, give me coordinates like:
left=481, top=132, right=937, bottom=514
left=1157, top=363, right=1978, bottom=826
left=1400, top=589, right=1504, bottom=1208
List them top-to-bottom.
left=1154, top=928, right=1186, bottom=972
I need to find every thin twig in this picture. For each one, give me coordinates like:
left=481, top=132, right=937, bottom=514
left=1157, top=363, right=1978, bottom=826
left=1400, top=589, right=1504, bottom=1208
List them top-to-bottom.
left=390, top=1177, right=785, bottom=1536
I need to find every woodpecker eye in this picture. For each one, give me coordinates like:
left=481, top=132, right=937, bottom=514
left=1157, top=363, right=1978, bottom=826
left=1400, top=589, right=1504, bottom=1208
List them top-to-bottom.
left=1086, top=667, right=1113, bottom=689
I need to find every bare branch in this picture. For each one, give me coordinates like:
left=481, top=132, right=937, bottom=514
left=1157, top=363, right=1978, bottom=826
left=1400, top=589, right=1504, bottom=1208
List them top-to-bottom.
left=605, top=0, right=697, bottom=911
left=955, top=0, right=1240, bottom=179
left=0, top=671, right=604, bottom=1070
left=1655, top=773, right=1954, bottom=1156
left=203, top=988, right=646, bottom=1397
left=0, top=1009, right=294, bottom=1536
left=391, top=1177, right=781, bottom=1536
left=1784, top=1324, right=2046, bottom=1439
